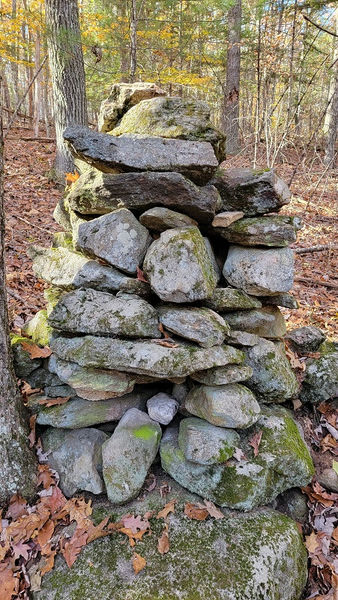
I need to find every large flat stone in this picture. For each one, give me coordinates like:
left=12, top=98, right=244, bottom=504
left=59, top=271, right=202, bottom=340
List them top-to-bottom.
left=64, top=126, right=219, bottom=185
left=139, top=207, right=197, bottom=231
left=215, top=215, right=297, bottom=247
left=143, top=226, right=218, bottom=302
left=223, top=246, right=294, bottom=296
left=205, top=287, right=262, bottom=311
left=48, top=288, right=160, bottom=338
left=158, top=306, right=230, bottom=347
left=223, top=307, right=287, bottom=339
left=285, top=326, right=326, bottom=354
left=51, top=335, right=245, bottom=379
left=300, top=345, right=338, bottom=404
left=190, top=364, right=253, bottom=385
left=178, top=417, right=240, bottom=464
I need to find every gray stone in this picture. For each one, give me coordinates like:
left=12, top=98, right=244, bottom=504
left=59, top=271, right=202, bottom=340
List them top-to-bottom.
left=98, top=82, right=166, bottom=132
left=111, top=96, right=226, bottom=161
left=64, top=126, right=219, bottom=185
left=211, top=167, right=291, bottom=216
left=65, top=168, right=222, bottom=224
left=53, top=197, right=72, bottom=232
left=139, top=206, right=197, bottom=231
left=74, top=208, right=151, bottom=275
left=212, top=211, right=244, bottom=227
left=215, top=216, right=297, bottom=247
left=143, top=226, right=218, bottom=302
left=52, top=231, right=74, bottom=250
left=204, top=236, right=221, bottom=282
left=29, top=246, right=126, bottom=292
left=223, top=246, right=294, bottom=296
left=117, top=278, right=151, bottom=298
left=205, top=287, right=262, bottom=312
left=48, top=288, right=159, bottom=338
left=262, top=293, right=299, bottom=309
left=158, top=306, right=229, bottom=348
left=223, top=307, right=287, bottom=339
left=22, top=310, right=52, bottom=347
left=285, top=326, right=326, bottom=354
left=228, top=330, right=261, bottom=347
left=10, top=335, right=42, bottom=379
left=51, top=335, right=245, bottom=379
left=244, top=338, right=299, bottom=402
left=300, top=350, right=338, bottom=404
left=48, top=355, right=136, bottom=401
left=191, top=364, right=253, bottom=385
left=25, top=367, right=64, bottom=391
left=172, top=381, right=190, bottom=406
left=184, top=383, right=261, bottom=428
left=44, top=384, right=75, bottom=398
left=146, top=393, right=178, bottom=425
left=161, top=405, right=314, bottom=510
left=102, top=408, right=161, bottom=503
left=178, top=417, right=240, bottom=464
left=41, top=428, right=108, bottom=496
left=317, top=468, right=338, bottom=493
left=272, top=488, right=309, bottom=524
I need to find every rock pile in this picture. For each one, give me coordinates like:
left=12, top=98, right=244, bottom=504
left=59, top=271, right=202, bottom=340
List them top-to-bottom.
left=15, top=82, right=325, bottom=512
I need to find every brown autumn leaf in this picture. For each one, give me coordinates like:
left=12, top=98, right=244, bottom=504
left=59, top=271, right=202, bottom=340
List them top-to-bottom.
left=65, top=171, right=80, bottom=186
left=136, top=266, right=148, bottom=283
left=158, top=322, right=171, bottom=339
left=153, top=339, right=179, bottom=348
left=20, top=341, right=52, bottom=359
left=285, top=347, right=306, bottom=371
left=21, top=381, right=41, bottom=396
left=37, top=396, right=71, bottom=408
left=28, top=414, right=37, bottom=448
left=249, top=430, right=263, bottom=457
left=232, top=447, right=247, bottom=462
left=37, top=465, right=55, bottom=489
left=40, top=485, right=67, bottom=515
left=6, top=494, right=28, bottom=520
left=156, top=499, right=176, bottom=519
left=203, top=500, right=224, bottom=520
left=184, top=502, right=208, bottom=521
left=122, top=514, right=150, bottom=534
left=35, top=520, right=55, bottom=552
left=158, top=523, right=170, bottom=555
left=119, top=527, right=148, bottom=547
left=61, top=528, right=88, bottom=568
left=305, top=531, right=320, bottom=554
left=12, top=541, right=31, bottom=560
left=40, top=550, right=57, bottom=576
left=133, top=552, right=146, bottom=574
left=0, top=562, right=19, bottom=598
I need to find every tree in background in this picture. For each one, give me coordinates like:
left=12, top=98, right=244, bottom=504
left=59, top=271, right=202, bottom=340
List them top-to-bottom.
left=45, top=0, right=88, bottom=178
left=222, top=0, right=241, bottom=154
left=323, top=8, right=338, bottom=168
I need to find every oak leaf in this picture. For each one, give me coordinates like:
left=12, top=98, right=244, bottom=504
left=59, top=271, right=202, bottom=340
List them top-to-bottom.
left=20, top=341, right=51, bottom=359
left=37, top=396, right=71, bottom=408
left=249, top=430, right=263, bottom=457
left=6, top=494, right=28, bottom=520
left=156, top=499, right=176, bottom=519
left=203, top=500, right=224, bottom=519
left=184, top=502, right=208, bottom=521
left=122, top=514, right=150, bottom=534
left=157, top=523, right=170, bottom=555
left=61, top=528, right=88, bottom=568
left=305, top=531, right=320, bottom=554
left=133, top=552, right=146, bottom=574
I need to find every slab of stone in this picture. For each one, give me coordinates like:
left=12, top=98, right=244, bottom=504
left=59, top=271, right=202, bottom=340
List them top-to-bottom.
left=99, top=82, right=166, bottom=132
left=111, top=96, right=226, bottom=161
left=64, top=126, right=219, bottom=185
left=210, top=167, right=291, bottom=216
left=53, top=197, right=72, bottom=232
left=139, top=207, right=197, bottom=231
left=74, top=208, right=151, bottom=275
left=212, top=211, right=244, bottom=227
left=215, top=215, right=297, bottom=247
left=143, top=226, right=218, bottom=302
left=52, top=231, right=73, bottom=250
left=204, top=236, right=221, bottom=282
left=29, top=246, right=126, bottom=292
left=223, top=246, right=294, bottom=296
left=117, top=278, right=151, bottom=298
left=205, top=287, right=262, bottom=311
left=48, top=288, right=159, bottom=338
left=262, top=293, right=299, bottom=309
left=158, top=306, right=229, bottom=348
left=223, top=307, right=287, bottom=339
left=22, top=310, right=52, bottom=347
left=285, top=326, right=326, bottom=354
left=228, top=330, right=261, bottom=347
left=10, top=335, right=42, bottom=379
left=51, top=335, right=245, bottom=379
left=243, top=338, right=299, bottom=402
left=300, top=349, right=338, bottom=405
left=48, top=355, right=136, bottom=401
left=191, top=364, right=253, bottom=385
left=25, top=367, right=64, bottom=391
left=184, top=383, right=260, bottom=428
left=44, top=384, right=75, bottom=398
left=35, top=389, right=153, bottom=428
left=147, top=393, right=178, bottom=425
left=161, top=404, right=314, bottom=510
left=102, top=408, right=161, bottom=503
left=178, top=417, right=240, bottom=464
left=41, top=428, right=108, bottom=496
left=317, top=468, right=338, bottom=493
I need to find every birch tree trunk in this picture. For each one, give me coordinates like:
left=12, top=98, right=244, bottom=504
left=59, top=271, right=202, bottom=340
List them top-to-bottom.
left=45, top=0, right=88, bottom=179
left=130, top=0, right=138, bottom=82
left=222, top=0, right=241, bottom=155
left=324, top=9, right=338, bottom=168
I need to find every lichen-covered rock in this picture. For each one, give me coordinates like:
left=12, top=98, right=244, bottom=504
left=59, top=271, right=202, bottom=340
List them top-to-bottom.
left=98, top=81, right=166, bottom=132
left=110, top=96, right=226, bottom=161
left=64, top=126, right=219, bottom=185
left=211, top=167, right=291, bottom=216
left=65, top=168, right=222, bottom=224
left=53, top=197, right=72, bottom=232
left=139, top=206, right=197, bottom=231
left=74, top=208, right=151, bottom=275
left=212, top=211, right=244, bottom=227
left=215, top=215, right=297, bottom=247
left=143, top=226, right=218, bottom=302
left=52, top=231, right=74, bottom=250
left=29, top=246, right=126, bottom=292
left=223, top=246, right=294, bottom=296
left=117, top=278, right=151, bottom=299
left=205, top=287, right=262, bottom=311
left=48, top=288, right=160, bottom=338
left=261, top=293, right=299, bottom=309
left=158, top=306, right=230, bottom=347
left=223, top=307, right=286, bottom=339
left=22, top=310, right=52, bottom=347
left=286, top=326, right=326, bottom=354
left=228, top=330, right=261, bottom=347
left=10, top=335, right=42, bottom=378
left=51, top=335, right=244, bottom=379
left=243, top=338, right=299, bottom=402
left=300, top=350, right=338, bottom=404
left=48, top=355, right=136, bottom=401
left=191, top=364, right=253, bottom=385
left=24, top=366, right=64, bottom=391
left=184, top=383, right=261, bottom=428
left=146, top=393, right=178, bottom=425
left=161, top=405, right=314, bottom=510
left=102, top=408, right=161, bottom=503
left=178, top=417, right=240, bottom=464
left=41, top=428, right=108, bottom=496
left=317, top=467, right=338, bottom=493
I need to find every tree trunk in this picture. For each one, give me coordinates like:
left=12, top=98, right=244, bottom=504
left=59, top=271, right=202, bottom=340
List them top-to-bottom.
left=45, top=0, right=88, bottom=179
left=130, top=0, right=138, bottom=82
left=222, top=0, right=241, bottom=154
left=324, top=9, right=338, bottom=168
left=33, top=32, right=41, bottom=138
left=0, top=102, right=37, bottom=504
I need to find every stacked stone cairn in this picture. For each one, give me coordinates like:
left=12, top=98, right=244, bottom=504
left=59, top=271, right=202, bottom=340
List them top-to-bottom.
left=14, top=82, right=322, bottom=510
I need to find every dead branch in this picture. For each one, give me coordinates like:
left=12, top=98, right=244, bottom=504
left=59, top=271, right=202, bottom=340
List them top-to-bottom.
left=302, top=14, right=338, bottom=38
left=295, top=245, right=338, bottom=254
left=294, top=276, right=338, bottom=289
left=7, top=288, right=38, bottom=310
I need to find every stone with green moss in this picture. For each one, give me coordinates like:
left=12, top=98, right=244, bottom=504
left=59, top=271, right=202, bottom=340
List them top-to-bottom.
left=53, top=197, right=72, bottom=232
left=139, top=206, right=198, bottom=231
left=215, top=215, right=297, bottom=247
left=143, top=226, right=218, bottom=302
left=52, top=231, right=74, bottom=250
left=44, top=286, right=67, bottom=315
left=205, top=287, right=262, bottom=311
left=158, top=305, right=230, bottom=348
left=223, top=306, right=286, bottom=339
left=22, top=310, right=52, bottom=347
left=285, top=325, right=326, bottom=354
left=10, top=334, right=42, bottom=378
left=300, top=350, right=338, bottom=404
left=190, top=364, right=253, bottom=385
left=102, top=408, right=161, bottom=503
left=178, top=417, right=240, bottom=464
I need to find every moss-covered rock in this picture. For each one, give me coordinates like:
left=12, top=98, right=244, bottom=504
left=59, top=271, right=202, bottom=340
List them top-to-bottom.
left=215, top=215, right=297, bottom=247
left=52, top=231, right=74, bottom=250
left=205, top=287, right=262, bottom=311
left=158, top=305, right=230, bottom=348
left=223, top=307, right=287, bottom=339
left=22, top=310, right=53, bottom=347
left=10, top=334, right=42, bottom=378
left=300, top=350, right=338, bottom=404
left=178, top=417, right=240, bottom=464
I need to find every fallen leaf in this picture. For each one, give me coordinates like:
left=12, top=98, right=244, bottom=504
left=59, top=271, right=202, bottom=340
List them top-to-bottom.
left=65, top=171, right=80, bottom=186
left=136, top=266, right=148, bottom=283
left=158, top=322, right=171, bottom=339
left=153, top=339, right=179, bottom=348
left=20, top=341, right=51, bottom=359
left=21, top=381, right=41, bottom=396
left=37, top=396, right=70, bottom=408
left=292, top=398, right=303, bottom=410
left=249, top=430, right=263, bottom=457
left=232, top=447, right=247, bottom=462
left=333, top=460, right=338, bottom=475
left=37, top=465, right=56, bottom=489
left=145, top=473, right=157, bottom=492
left=159, top=483, right=171, bottom=498
left=6, top=494, right=28, bottom=520
left=157, top=499, right=176, bottom=519
left=203, top=500, right=224, bottom=519
left=184, top=502, right=208, bottom=521
left=122, top=514, right=150, bottom=534
left=35, top=520, right=55, bottom=552
left=158, top=523, right=170, bottom=555
left=119, top=527, right=148, bottom=547
left=61, top=528, right=88, bottom=568
left=306, top=531, right=320, bottom=554
left=12, top=541, right=31, bottom=561
left=40, top=550, right=56, bottom=576
left=133, top=552, right=146, bottom=574
left=0, top=562, right=19, bottom=597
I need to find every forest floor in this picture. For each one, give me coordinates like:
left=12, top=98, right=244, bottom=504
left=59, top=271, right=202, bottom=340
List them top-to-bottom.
left=3, top=127, right=338, bottom=600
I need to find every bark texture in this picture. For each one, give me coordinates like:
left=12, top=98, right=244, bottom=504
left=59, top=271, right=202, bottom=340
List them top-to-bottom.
left=45, top=0, right=88, bottom=178
left=222, top=0, right=241, bottom=155
left=324, top=9, right=338, bottom=168
left=0, top=108, right=37, bottom=503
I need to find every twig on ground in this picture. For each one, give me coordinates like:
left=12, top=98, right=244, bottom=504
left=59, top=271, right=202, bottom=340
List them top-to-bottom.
left=294, top=245, right=338, bottom=254
left=294, top=276, right=338, bottom=289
